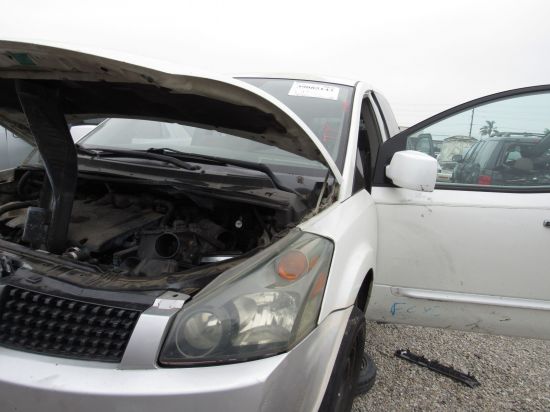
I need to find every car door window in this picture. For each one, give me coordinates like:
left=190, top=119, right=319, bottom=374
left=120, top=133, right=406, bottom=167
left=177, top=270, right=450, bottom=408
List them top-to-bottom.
left=403, top=91, right=550, bottom=189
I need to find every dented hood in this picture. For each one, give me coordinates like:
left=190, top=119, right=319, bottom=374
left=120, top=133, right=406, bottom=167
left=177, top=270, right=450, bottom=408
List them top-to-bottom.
left=0, top=40, right=341, bottom=181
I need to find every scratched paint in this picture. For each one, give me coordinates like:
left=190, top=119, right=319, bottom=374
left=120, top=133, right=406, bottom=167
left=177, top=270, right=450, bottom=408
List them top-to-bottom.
left=390, top=302, right=441, bottom=317
left=390, top=302, right=406, bottom=316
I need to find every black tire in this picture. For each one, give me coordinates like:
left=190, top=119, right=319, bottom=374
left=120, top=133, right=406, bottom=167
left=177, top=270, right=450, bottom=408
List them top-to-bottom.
left=319, top=307, right=366, bottom=412
left=354, top=353, right=377, bottom=396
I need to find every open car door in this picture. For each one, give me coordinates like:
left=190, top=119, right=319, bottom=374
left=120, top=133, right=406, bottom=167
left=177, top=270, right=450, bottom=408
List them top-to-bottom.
left=369, top=85, right=550, bottom=340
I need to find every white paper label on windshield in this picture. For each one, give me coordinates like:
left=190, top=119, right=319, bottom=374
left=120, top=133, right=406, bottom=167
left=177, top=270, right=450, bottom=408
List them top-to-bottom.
left=288, top=82, right=340, bottom=100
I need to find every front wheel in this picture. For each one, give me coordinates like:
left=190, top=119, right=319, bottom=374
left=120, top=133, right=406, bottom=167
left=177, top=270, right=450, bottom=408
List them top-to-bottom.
left=319, top=306, right=366, bottom=412
left=355, top=353, right=377, bottom=396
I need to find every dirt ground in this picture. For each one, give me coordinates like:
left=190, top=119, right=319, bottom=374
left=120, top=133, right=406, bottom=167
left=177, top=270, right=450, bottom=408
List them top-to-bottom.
left=353, top=321, right=550, bottom=411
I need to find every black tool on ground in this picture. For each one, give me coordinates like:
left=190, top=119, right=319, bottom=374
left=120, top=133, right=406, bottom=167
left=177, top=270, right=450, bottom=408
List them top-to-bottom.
left=395, top=349, right=480, bottom=388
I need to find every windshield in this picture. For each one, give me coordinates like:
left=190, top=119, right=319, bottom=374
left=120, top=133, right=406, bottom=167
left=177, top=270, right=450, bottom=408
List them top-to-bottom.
left=242, top=78, right=354, bottom=167
left=79, top=79, right=353, bottom=172
left=79, top=79, right=353, bottom=169
left=80, top=118, right=324, bottom=170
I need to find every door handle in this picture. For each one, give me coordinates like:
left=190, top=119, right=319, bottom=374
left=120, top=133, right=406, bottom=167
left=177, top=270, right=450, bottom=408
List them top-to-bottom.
left=544, top=220, right=550, bottom=228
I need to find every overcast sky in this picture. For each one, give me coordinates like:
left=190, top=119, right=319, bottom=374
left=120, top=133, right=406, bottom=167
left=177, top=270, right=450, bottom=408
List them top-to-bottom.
left=1, top=0, right=549, bottom=126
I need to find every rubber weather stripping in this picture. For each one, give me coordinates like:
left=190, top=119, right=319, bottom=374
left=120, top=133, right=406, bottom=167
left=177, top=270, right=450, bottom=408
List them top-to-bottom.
left=395, top=349, right=480, bottom=388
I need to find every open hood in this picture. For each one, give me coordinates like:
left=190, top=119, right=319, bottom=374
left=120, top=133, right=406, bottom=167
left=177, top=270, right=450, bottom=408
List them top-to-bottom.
left=0, top=40, right=341, bottom=179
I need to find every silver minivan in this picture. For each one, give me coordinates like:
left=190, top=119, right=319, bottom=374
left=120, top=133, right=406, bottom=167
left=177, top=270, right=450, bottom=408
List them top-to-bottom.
left=1, top=40, right=549, bottom=412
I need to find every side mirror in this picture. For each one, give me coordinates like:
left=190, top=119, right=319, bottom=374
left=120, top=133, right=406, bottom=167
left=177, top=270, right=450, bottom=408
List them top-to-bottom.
left=386, top=150, right=437, bottom=192
left=451, top=154, right=463, bottom=163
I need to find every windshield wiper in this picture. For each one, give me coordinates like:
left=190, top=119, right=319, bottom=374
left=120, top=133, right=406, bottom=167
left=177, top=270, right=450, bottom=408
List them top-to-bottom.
left=75, top=144, right=201, bottom=171
left=75, top=145, right=306, bottom=197
left=146, top=147, right=304, bottom=197
left=146, top=148, right=227, bottom=165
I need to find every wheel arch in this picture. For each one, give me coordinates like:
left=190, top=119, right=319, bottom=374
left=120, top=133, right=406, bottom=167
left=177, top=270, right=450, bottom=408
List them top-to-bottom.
left=355, top=269, right=374, bottom=314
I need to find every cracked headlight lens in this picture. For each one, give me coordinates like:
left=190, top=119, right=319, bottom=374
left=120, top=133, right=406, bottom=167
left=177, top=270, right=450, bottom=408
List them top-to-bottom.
left=159, top=230, right=334, bottom=366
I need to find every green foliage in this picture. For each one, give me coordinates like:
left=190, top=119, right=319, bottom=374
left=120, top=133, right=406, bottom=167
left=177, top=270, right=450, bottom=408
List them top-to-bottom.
left=480, top=120, right=498, bottom=138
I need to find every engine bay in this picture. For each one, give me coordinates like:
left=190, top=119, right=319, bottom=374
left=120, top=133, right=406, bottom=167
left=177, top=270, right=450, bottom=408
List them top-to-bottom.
left=0, top=169, right=295, bottom=281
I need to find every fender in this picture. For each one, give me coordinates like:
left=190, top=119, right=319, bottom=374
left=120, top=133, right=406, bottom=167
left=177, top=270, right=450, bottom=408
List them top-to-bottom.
left=300, top=189, right=377, bottom=322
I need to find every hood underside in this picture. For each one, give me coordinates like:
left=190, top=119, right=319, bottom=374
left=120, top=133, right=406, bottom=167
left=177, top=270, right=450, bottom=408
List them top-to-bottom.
left=0, top=40, right=338, bottom=170
left=0, top=40, right=342, bottom=255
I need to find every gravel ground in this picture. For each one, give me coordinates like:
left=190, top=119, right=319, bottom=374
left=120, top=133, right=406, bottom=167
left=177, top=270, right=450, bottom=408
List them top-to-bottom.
left=353, top=321, right=550, bottom=411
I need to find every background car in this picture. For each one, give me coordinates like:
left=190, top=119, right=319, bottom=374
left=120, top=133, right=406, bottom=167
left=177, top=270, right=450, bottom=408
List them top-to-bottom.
left=67, top=118, right=103, bottom=142
left=0, top=120, right=102, bottom=172
left=0, top=125, right=35, bottom=170
left=452, top=133, right=550, bottom=186
left=436, top=135, right=477, bottom=181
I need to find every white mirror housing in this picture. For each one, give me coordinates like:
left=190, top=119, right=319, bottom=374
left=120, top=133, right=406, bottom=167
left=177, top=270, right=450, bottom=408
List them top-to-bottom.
left=385, top=150, right=437, bottom=192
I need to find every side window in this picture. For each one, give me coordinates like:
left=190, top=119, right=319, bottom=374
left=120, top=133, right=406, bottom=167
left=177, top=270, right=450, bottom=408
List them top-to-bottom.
left=405, top=91, right=550, bottom=189
left=353, top=96, right=382, bottom=194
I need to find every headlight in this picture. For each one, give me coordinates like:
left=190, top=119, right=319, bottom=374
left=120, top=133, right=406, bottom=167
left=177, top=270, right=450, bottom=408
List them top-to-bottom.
left=159, top=230, right=334, bottom=366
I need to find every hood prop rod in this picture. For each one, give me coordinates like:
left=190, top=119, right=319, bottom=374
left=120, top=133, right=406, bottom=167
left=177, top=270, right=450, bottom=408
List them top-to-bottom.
left=16, top=80, right=77, bottom=254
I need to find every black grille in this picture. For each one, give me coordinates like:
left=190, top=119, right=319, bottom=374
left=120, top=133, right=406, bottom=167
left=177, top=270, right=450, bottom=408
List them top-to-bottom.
left=0, top=286, right=141, bottom=362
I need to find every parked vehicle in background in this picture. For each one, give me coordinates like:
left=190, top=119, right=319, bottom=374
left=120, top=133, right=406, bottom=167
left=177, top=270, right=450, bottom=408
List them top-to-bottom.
left=0, top=40, right=549, bottom=412
left=68, top=118, right=103, bottom=142
left=0, top=121, right=101, bottom=172
left=0, top=126, right=35, bottom=170
left=406, top=132, right=434, bottom=156
left=452, top=133, right=550, bottom=186
left=437, top=135, right=477, bottom=181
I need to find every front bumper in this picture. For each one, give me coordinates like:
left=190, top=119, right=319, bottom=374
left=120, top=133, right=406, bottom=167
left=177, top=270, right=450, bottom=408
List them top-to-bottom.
left=0, top=307, right=351, bottom=412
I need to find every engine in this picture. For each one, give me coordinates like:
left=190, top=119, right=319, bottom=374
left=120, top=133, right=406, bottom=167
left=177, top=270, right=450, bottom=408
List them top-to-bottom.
left=0, top=174, right=284, bottom=277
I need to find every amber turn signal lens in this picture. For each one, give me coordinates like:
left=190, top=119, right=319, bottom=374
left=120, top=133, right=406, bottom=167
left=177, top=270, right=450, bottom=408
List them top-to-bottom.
left=277, top=250, right=309, bottom=280
left=310, top=272, right=328, bottom=297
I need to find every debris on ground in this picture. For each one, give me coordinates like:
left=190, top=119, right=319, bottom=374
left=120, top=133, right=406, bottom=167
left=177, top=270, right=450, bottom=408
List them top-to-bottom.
left=353, top=321, right=550, bottom=411
left=395, top=349, right=480, bottom=388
